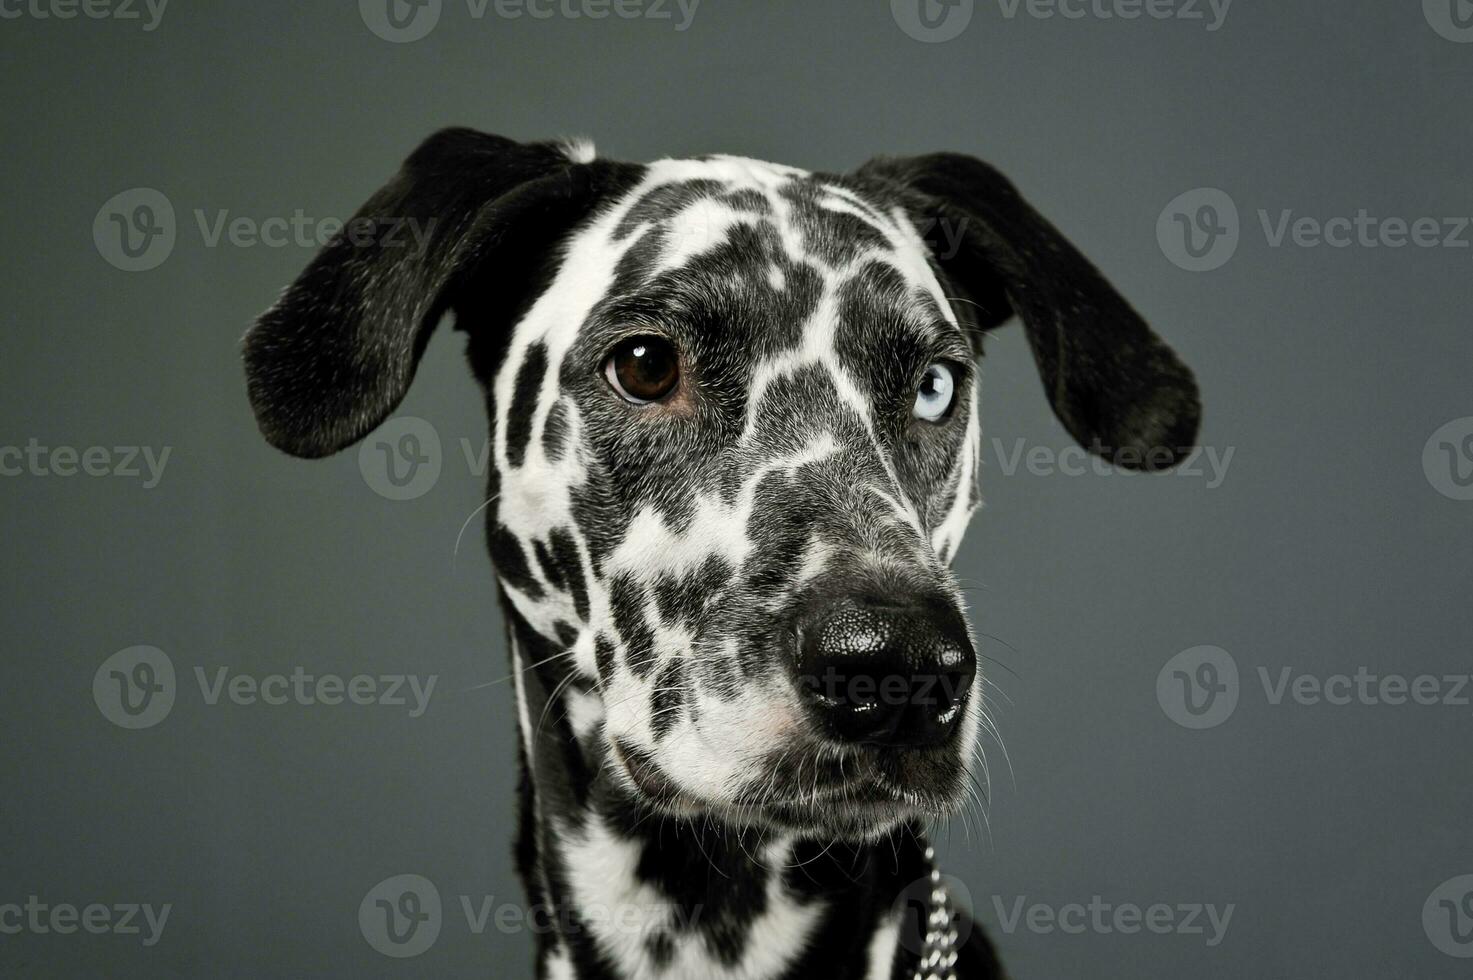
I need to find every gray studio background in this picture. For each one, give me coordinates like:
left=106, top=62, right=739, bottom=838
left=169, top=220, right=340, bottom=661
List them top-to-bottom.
left=3, top=1, right=1471, bottom=977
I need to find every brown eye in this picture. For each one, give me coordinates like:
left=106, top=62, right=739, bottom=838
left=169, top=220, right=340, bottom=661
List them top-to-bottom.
left=603, top=335, right=679, bottom=404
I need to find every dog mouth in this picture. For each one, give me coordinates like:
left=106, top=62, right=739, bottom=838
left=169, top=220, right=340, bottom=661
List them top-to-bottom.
left=610, top=738, right=969, bottom=838
left=742, top=777, right=956, bottom=837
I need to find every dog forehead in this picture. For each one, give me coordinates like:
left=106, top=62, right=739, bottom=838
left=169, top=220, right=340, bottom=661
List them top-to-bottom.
left=494, top=152, right=963, bottom=410
left=592, top=154, right=954, bottom=308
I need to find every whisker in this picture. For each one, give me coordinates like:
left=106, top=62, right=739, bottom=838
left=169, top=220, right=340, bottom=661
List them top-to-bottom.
left=451, top=493, right=501, bottom=569
left=459, top=648, right=579, bottom=691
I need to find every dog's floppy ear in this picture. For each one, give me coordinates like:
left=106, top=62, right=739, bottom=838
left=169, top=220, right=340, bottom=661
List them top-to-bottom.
left=243, top=128, right=634, bottom=458
left=854, top=152, right=1201, bottom=471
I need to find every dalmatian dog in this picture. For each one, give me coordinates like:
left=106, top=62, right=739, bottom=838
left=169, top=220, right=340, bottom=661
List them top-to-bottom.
left=243, top=129, right=1199, bottom=980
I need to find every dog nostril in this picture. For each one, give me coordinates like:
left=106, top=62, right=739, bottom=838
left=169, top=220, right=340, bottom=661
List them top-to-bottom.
left=796, top=599, right=976, bottom=749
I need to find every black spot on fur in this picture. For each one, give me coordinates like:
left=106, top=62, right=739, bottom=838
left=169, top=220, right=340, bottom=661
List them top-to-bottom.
left=613, top=179, right=726, bottom=240
left=779, top=179, right=891, bottom=266
left=718, top=188, right=770, bottom=214
left=609, top=225, right=669, bottom=296
left=833, top=262, right=942, bottom=424
left=506, top=342, right=547, bottom=467
left=541, top=399, right=569, bottom=461
left=742, top=468, right=820, bottom=594
left=567, top=483, right=614, bottom=576
left=741, top=523, right=809, bottom=595
left=488, top=525, right=544, bottom=599
left=548, top=527, right=589, bottom=622
left=533, top=538, right=563, bottom=590
left=656, top=555, right=733, bottom=627
left=609, top=573, right=656, bottom=678
left=652, top=574, right=683, bottom=626
left=554, top=620, right=580, bottom=648
left=735, top=632, right=772, bottom=678
left=594, top=633, right=616, bottom=684
left=698, top=639, right=742, bottom=701
left=650, top=659, right=685, bottom=740
left=630, top=821, right=772, bottom=967
left=646, top=931, right=675, bottom=970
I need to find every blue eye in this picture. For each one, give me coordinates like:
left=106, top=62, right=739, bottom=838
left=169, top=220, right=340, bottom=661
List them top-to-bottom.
left=913, top=363, right=955, bottom=422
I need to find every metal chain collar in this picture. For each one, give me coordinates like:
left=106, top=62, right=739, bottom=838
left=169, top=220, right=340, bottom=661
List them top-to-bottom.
left=911, top=844, right=959, bottom=980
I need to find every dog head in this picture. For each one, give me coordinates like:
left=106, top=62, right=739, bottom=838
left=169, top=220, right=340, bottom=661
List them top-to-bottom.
left=244, top=129, right=1199, bottom=840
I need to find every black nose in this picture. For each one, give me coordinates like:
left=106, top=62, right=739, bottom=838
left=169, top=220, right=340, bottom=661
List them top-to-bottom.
left=796, top=598, right=976, bottom=748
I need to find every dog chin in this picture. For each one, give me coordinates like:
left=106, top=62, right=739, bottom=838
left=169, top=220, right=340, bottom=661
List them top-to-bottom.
left=609, top=739, right=969, bottom=841
left=689, top=782, right=963, bottom=843
left=748, top=790, right=957, bottom=842
left=633, top=791, right=953, bottom=843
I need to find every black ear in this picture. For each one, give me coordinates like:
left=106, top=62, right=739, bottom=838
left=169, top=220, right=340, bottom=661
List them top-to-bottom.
left=243, top=128, right=637, bottom=458
left=854, top=152, right=1201, bottom=471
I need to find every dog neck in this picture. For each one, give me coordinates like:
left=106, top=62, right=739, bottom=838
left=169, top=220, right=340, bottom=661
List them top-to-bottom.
left=503, top=606, right=949, bottom=980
